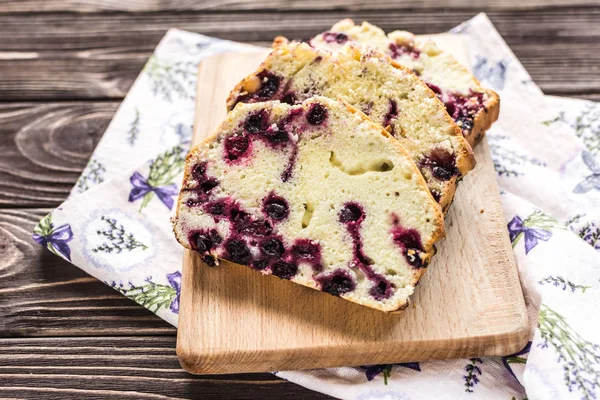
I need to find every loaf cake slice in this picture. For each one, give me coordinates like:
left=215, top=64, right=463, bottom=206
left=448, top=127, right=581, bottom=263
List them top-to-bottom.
left=310, top=19, right=500, bottom=146
left=227, top=38, right=475, bottom=212
left=172, top=96, right=444, bottom=312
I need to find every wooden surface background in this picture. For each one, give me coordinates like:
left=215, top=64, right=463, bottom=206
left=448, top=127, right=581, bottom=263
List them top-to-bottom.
left=0, top=1, right=597, bottom=398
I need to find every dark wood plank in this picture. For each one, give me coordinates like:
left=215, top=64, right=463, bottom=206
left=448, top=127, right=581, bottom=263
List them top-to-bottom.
left=0, top=0, right=596, bottom=12
left=0, top=9, right=598, bottom=101
left=1, top=10, right=597, bottom=51
left=0, top=102, right=117, bottom=207
left=0, top=208, right=174, bottom=337
left=0, top=337, right=334, bottom=399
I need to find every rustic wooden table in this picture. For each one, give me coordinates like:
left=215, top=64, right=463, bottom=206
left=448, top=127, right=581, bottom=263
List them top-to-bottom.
left=0, top=1, right=598, bottom=398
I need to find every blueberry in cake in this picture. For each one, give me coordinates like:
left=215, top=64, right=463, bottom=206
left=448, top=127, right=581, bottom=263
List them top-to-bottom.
left=310, top=19, right=500, bottom=146
left=227, top=38, right=475, bottom=213
left=172, top=97, right=445, bottom=312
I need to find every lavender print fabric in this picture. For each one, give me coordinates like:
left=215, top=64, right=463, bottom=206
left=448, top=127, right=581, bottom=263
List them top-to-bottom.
left=34, top=15, right=600, bottom=400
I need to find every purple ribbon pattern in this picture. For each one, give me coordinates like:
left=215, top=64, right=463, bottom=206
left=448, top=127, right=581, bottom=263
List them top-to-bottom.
left=128, top=171, right=179, bottom=210
left=508, top=216, right=552, bottom=255
left=33, top=222, right=74, bottom=262
left=166, top=271, right=181, bottom=314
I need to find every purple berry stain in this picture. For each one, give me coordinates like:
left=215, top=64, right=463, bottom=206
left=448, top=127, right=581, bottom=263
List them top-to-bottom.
left=322, top=31, right=349, bottom=44
left=389, top=42, right=421, bottom=59
left=232, top=71, right=283, bottom=106
left=255, top=72, right=282, bottom=99
left=425, top=83, right=485, bottom=137
left=426, top=83, right=442, bottom=96
left=445, top=90, right=485, bottom=135
left=280, top=92, right=297, bottom=105
left=382, top=99, right=399, bottom=135
left=307, top=103, right=328, bottom=125
left=235, top=107, right=300, bottom=182
left=226, top=108, right=291, bottom=163
left=244, top=110, right=269, bottom=134
left=263, top=125, right=289, bottom=146
left=224, top=135, right=250, bottom=162
left=281, top=145, right=298, bottom=182
left=420, top=148, right=458, bottom=181
left=187, top=162, right=220, bottom=204
left=191, top=162, right=206, bottom=180
left=200, top=178, right=219, bottom=194
left=263, top=193, right=289, bottom=221
left=204, top=198, right=228, bottom=217
left=339, top=202, right=393, bottom=300
left=229, top=206, right=272, bottom=237
left=390, top=213, right=425, bottom=268
left=188, top=229, right=222, bottom=254
left=260, top=237, right=285, bottom=258
left=224, top=238, right=251, bottom=265
left=290, top=238, right=323, bottom=272
left=202, top=254, right=217, bottom=267
left=252, top=259, right=269, bottom=271
left=271, top=260, right=298, bottom=280
left=317, top=270, right=356, bottom=296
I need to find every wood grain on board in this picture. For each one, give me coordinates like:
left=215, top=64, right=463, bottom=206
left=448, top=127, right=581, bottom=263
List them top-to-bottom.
left=176, top=51, right=528, bottom=374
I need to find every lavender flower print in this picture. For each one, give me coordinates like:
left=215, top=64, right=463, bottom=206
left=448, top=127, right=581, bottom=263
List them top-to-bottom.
left=144, top=56, right=196, bottom=102
left=542, top=103, right=600, bottom=155
left=127, top=107, right=141, bottom=146
left=488, top=134, right=545, bottom=177
left=129, top=145, right=185, bottom=212
left=573, top=151, right=600, bottom=194
left=75, top=158, right=105, bottom=194
left=508, top=210, right=563, bottom=254
left=33, top=214, right=74, bottom=261
left=567, top=214, right=600, bottom=250
left=92, top=216, right=148, bottom=253
left=108, top=271, right=181, bottom=314
left=538, top=275, right=590, bottom=293
left=538, top=305, right=600, bottom=399
left=501, top=341, right=531, bottom=381
left=464, top=358, right=482, bottom=393
left=362, top=363, right=421, bottom=384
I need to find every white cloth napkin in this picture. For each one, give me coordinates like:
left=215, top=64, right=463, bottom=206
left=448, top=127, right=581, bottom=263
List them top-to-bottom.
left=33, top=13, right=600, bottom=400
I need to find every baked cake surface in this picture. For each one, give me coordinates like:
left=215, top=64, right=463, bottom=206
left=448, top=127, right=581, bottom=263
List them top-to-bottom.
left=310, top=19, right=500, bottom=146
left=227, top=38, right=475, bottom=213
left=172, top=96, right=444, bottom=312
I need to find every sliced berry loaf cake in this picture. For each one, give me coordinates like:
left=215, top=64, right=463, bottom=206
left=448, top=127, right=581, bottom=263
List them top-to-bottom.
left=310, top=19, right=500, bottom=146
left=227, top=38, right=475, bottom=212
left=172, top=96, right=445, bottom=312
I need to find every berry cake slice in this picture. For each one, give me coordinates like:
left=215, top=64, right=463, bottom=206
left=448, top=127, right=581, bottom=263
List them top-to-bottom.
left=310, top=19, right=500, bottom=146
left=227, top=38, right=475, bottom=213
left=172, top=96, right=444, bottom=312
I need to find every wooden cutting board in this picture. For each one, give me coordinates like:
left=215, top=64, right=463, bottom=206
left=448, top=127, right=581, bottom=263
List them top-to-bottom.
left=177, top=42, right=528, bottom=375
